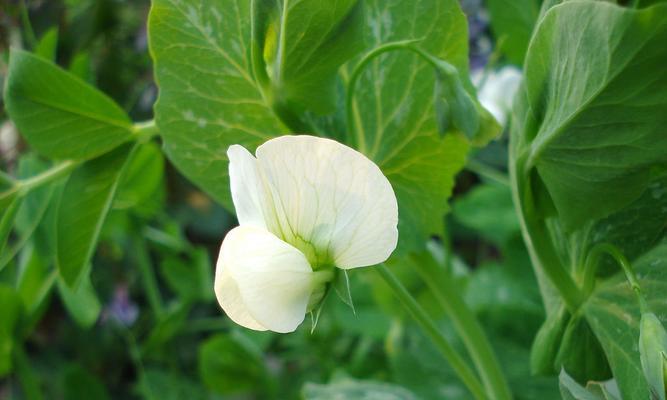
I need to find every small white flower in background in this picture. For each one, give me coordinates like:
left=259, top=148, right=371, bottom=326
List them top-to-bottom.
left=473, top=66, right=522, bottom=127
left=215, top=135, right=398, bottom=333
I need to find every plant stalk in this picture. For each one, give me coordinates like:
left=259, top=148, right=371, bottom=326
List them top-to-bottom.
left=132, top=234, right=164, bottom=317
left=583, top=242, right=647, bottom=313
left=412, top=255, right=513, bottom=400
left=376, top=264, right=487, bottom=400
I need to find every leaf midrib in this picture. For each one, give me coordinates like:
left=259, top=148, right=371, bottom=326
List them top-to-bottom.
left=16, top=90, right=132, bottom=132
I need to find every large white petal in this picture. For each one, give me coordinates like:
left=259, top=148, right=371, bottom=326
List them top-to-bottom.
left=255, top=135, right=398, bottom=269
left=228, top=144, right=272, bottom=230
left=215, top=226, right=314, bottom=333
left=215, top=265, right=267, bottom=331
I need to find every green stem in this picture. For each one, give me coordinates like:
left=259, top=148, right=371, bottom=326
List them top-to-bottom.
left=345, top=40, right=424, bottom=152
left=4, top=120, right=157, bottom=199
left=133, top=120, right=159, bottom=142
left=509, top=154, right=584, bottom=312
left=466, top=159, right=510, bottom=187
left=18, top=161, right=77, bottom=195
left=132, top=234, right=164, bottom=317
left=583, top=243, right=647, bottom=313
left=412, top=255, right=512, bottom=400
left=376, top=264, right=487, bottom=400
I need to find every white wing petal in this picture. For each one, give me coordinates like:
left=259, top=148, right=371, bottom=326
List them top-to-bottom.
left=255, top=135, right=398, bottom=269
left=228, top=145, right=272, bottom=229
left=215, top=225, right=313, bottom=333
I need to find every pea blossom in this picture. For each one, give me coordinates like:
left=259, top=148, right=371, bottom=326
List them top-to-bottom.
left=215, top=135, right=398, bottom=333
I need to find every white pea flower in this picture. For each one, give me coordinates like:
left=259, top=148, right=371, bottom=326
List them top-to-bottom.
left=472, top=66, right=522, bottom=127
left=215, top=135, right=398, bottom=333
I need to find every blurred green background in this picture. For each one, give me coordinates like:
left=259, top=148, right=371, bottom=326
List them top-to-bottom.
left=0, top=0, right=557, bottom=399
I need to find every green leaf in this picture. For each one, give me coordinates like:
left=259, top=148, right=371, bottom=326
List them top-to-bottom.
left=148, top=0, right=285, bottom=207
left=255, top=0, right=365, bottom=114
left=347, top=0, right=473, bottom=251
left=486, top=0, right=539, bottom=65
left=516, top=2, right=667, bottom=230
left=34, top=27, right=58, bottom=61
left=4, top=50, right=134, bottom=161
left=68, top=52, right=93, bottom=83
left=113, top=142, right=164, bottom=210
left=56, top=144, right=134, bottom=287
left=0, top=162, right=57, bottom=271
left=589, top=173, right=667, bottom=277
left=452, top=182, right=519, bottom=246
left=0, top=194, right=22, bottom=257
left=584, top=243, right=667, bottom=399
left=16, top=246, right=56, bottom=317
left=159, top=247, right=213, bottom=303
left=57, top=274, right=101, bottom=329
left=0, top=284, right=22, bottom=377
left=142, top=303, right=190, bottom=352
left=530, top=305, right=569, bottom=376
left=638, top=312, right=667, bottom=400
left=555, top=314, right=611, bottom=383
left=198, top=333, right=265, bottom=395
left=61, top=364, right=110, bottom=400
left=138, top=368, right=208, bottom=400
left=559, top=369, right=605, bottom=400
left=303, top=377, right=418, bottom=400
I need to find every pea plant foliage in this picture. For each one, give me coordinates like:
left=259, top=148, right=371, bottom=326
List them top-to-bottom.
left=1, top=0, right=666, bottom=399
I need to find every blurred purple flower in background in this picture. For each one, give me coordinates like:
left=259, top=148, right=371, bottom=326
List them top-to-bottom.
left=461, top=0, right=493, bottom=72
left=102, top=284, right=139, bottom=326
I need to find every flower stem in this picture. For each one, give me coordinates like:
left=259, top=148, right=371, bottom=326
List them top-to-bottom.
left=412, top=255, right=512, bottom=400
left=376, top=264, right=487, bottom=400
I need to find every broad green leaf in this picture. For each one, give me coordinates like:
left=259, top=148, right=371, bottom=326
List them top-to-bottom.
left=148, top=0, right=285, bottom=207
left=255, top=0, right=365, bottom=114
left=347, top=0, right=472, bottom=251
left=486, top=0, right=539, bottom=65
left=516, top=2, right=667, bottom=230
left=34, top=27, right=58, bottom=61
left=4, top=50, right=134, bottom=161
left=113, top=142, right=164, bottom=210
left=56, top=144, right=134, bottom=287
left=589, top=173, right=667, bottom=277
left=584, top=243, right=667, bottom=399
left=57, top=274, right=101, bottom=328
left=0, top=284, right=22, bottom=377
left=198, top=333, right=265, bottom=395
left=303, top=378, right=418, bottom=400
